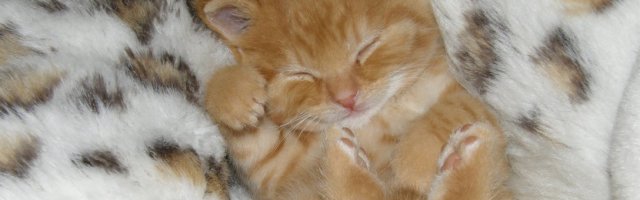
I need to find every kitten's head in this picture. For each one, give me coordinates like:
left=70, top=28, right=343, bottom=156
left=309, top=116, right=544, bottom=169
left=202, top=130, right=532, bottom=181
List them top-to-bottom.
left=198, top=0, right=442, bottom=132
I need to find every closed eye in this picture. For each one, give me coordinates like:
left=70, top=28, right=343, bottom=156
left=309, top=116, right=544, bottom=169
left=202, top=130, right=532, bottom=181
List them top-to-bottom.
left=356, top=36, right=380, bottom=66
left=284, top=71, right=316, bottom=82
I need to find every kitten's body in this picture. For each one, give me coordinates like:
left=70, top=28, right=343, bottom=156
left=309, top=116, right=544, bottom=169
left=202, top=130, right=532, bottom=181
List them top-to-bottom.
left=196, top=0, right=511, bottom=199
left=216, top=71, right=508, bottom=200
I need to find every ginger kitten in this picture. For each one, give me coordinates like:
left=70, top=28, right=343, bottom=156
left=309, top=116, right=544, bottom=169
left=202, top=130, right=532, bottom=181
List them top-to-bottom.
left=196, top=0, right=511, bottom=199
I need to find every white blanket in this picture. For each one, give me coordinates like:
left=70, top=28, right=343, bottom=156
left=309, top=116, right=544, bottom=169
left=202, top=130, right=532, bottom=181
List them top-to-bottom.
left=432, top=0, right=640, bottom=199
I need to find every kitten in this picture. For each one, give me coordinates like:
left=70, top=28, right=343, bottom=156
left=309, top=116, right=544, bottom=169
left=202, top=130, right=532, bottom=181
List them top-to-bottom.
left=196, top=0, right=511, bottom=199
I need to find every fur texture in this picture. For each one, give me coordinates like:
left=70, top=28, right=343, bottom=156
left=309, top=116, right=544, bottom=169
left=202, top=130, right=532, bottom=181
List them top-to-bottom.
left=0, top=0, right=251, bottom=199
left=198, top=0, right=511, bottom=199
left=432, top=0, right=640, bottom=199
left=610, top=59, right=640, bottom=199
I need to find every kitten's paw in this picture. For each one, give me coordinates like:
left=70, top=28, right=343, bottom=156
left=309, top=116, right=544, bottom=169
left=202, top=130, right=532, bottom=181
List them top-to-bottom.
left=205, top=66, right=267, bottom=131
left=218, top=88, right=266, bottom=131
left=428, top=122, right=508, bottom=200
left=438, top=123, right=491, bottom=172
left=337, top=128, right=370, bottom=170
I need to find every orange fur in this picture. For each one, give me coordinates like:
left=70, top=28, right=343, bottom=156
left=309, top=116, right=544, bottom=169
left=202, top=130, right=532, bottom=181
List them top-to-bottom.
left=199, top=0, right=511, bottom=199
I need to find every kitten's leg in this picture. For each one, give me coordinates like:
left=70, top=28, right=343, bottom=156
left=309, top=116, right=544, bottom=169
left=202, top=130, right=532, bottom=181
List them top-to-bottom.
left=204, top=65, right=267, bottom=132
left=428, top=123, right=511, bottom=200
left=325, top=127, right=385, bottom=200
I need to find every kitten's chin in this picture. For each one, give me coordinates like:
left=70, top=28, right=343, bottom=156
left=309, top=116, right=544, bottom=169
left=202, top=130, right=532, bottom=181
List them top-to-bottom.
left=338, top=106, right=380, bottom=129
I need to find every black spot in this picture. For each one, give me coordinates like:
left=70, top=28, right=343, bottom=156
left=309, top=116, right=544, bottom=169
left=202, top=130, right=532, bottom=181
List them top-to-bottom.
left=36, top=0, right=68, bottom=13
left=110, top=0, right=164, bottom=44
left=186, top=0, right=209, bottom=31
left=453, top=10, right=507, bottom=95
left=532, top=28, right=590, bottom=103
left=124, top=49, right=200, bottom=103
left=163, top=53, right=200, bottom=103
left=80, top=75, right=126, bottom=113
left=515, top=109, right=568, bottom=147
left=517, top=109, right=545, bottom=135
left=0, top=137, right=40, bottom=178
left=147, top=138, right=181, bottom=160
left=74, top=151, right=127, bottom=174
left=222, top=153, right=251, bottom=196
left=204, top=155, right=230, bottom=195
left=206, top=156, right=228, bottom=184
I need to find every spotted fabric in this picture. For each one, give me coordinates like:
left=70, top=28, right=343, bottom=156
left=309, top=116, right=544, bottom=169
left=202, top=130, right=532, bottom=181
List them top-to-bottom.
left=0, top=0, right=249, bottom=199
left=432, top=0, right=640, bottom=199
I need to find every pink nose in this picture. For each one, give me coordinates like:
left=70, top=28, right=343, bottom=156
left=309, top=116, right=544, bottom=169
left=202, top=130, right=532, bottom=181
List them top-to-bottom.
left=326, top=75, right=359, bottom=111
left=334, top=92, right=357, bottom=111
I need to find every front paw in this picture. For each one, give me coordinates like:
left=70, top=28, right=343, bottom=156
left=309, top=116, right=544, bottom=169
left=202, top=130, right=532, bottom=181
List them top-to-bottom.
left=205, top=66, right=267, bottom=131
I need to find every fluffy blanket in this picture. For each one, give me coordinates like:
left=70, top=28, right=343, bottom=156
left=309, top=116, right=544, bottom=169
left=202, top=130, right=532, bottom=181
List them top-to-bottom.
left=0, top=0, right=250, bottom=199
left=2, top=0, right=639, bottom=199
left=432, top=0, right=640, bottom=199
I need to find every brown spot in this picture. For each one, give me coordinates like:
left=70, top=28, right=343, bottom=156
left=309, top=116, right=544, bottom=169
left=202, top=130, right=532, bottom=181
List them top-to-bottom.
left=36, top=0, right=68, bottom=13
left=108, top=0, right=163, bottom=44
left=454, top=10, right=506, bottom=94
left=0, top=23, right=31, bottom=65
left=532, top=28, right=590, bottom=103
left=124, top=49, right=199, bottom=103
left=0, top=70, right=63, bottom=115
left=80, top=75, right=125, bottom=113
left=0, top=135, right=39, bottom=178
left=147, top=139, right=230, bottom=199
left=74, top=150, right=127, bottom=173
left=204, top=156, right=230, bottom=199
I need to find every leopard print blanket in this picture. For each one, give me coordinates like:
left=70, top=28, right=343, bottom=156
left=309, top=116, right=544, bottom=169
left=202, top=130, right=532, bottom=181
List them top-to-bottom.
left=0, top=0, right=250, bottom=199
left=2, top=0, right=640, bottom=199
left=432, top=0, right=640, bottom=199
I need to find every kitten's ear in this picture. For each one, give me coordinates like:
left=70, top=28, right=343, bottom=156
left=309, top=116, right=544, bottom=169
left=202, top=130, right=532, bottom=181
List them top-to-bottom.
left=197, top=0, right=255, bottom=43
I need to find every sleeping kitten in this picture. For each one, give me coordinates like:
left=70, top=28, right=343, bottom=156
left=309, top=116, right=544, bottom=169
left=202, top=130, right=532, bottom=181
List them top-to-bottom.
left=196, top=0, right=511, bottom=199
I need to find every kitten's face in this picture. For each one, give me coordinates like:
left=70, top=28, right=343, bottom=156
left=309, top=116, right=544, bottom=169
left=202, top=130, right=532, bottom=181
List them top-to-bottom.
left=200, top=0, right=440, bottom=132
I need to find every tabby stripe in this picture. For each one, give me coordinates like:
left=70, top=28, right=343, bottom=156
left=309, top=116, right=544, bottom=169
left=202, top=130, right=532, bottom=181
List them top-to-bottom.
left=247, top=130, right=286, bottom=177
left=272, top=149, right=306, bottom=189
